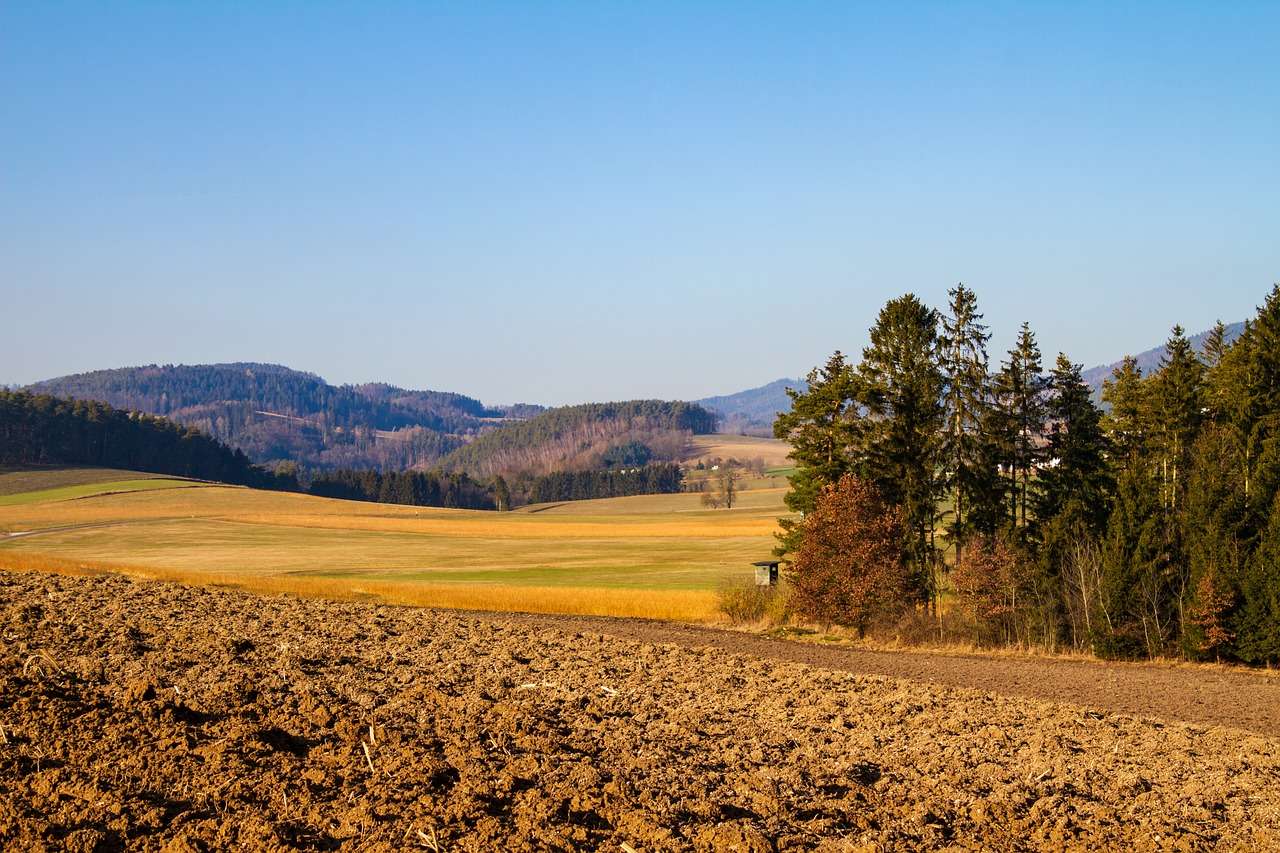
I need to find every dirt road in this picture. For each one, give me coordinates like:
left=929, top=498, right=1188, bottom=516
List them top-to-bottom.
left=493, top=611, right=1280, bottom=738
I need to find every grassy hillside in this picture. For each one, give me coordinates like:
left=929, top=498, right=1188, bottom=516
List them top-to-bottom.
left=0, top=471, right=789, bottom=620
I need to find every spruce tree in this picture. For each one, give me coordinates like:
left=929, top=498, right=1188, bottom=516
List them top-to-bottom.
left=939, top=283, right=995, bottom=560
left=858, top=294, right=946, bottom=605
left=991, top=323, right=1048, bottom=532
left=1148, top=326, right=1205, bottom=512
left=773, top=352, right=863, bottom=555
left=1036, top=353, right=1112, bottom=534
left=1101, top=356, right=1148, bottom=469
left=1098, top=465, right=1172, bottom=658
left=1234, top=495, right=1280, bottom=665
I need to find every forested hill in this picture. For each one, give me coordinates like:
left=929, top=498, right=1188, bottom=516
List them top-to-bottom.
left=1082, top=321, right=1245, bottom=395
left=24, top=363, right=540, bottom=471
left=697, top=378, right=806, bottom=436
left=0, top=391, right=295, bottom=490
left=441, top=400, right=718, bottom=478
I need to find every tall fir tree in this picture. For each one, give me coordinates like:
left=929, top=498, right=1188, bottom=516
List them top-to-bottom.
left=939, top=283, right=996, bottom=560
left=858, top=294, right=946, bottom=605
left=991, top=323, right=1049, bottom=532
left=1148, top=326, right=1205, bottom=512
left=772, top=352, right=863, bottom=555
left=1036, top=354, right=1112, bottom=535
left=1101, top=356, right=1149, bottom=469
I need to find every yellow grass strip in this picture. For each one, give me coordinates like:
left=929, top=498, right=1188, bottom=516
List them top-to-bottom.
left=0, top=551, right=720, bottom=622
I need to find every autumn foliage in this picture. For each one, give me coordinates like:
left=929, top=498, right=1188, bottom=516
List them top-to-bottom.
left=791, top=475, right=908, bottom=633
left=950, top=534, right=1037, bottom=646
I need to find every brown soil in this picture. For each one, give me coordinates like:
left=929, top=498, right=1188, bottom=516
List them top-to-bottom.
left=2, top=572, right=1278, bottom=851
left=492, top=613, right=1280, bottom=739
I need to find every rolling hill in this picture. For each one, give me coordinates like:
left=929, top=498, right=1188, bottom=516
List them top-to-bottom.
left=25, top=363, right=540, bottom=471
left=440, top=400, right=719, bottom=478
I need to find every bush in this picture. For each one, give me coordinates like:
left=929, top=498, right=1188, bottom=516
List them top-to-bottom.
left=717, top=579, right=791, bottom=625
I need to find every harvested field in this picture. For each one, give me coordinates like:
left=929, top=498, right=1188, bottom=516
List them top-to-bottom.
left=2, top=572, right=1279, bottom=850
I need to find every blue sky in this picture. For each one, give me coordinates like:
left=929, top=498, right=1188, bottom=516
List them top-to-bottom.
left=3, top=2, right=1277, bottom=404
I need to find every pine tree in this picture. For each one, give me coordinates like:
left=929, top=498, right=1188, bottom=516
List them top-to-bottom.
left=939, top=283, right=994, bottom=560
left=858, top=295, right=946, bottom=605
left=991, top=323, right=1048, bottom=532
left=1148, top=326, right=1205, bottom=512
left=773, top=352, right=863, bottom=555
left=1036, top=354, right=1112, bottom=534
left=1101, top=356, right=1148, bottom=468
left=1184, top=424, right=1248, bottom=658
left=1098, top=466, right=1172, bottom=658
left=1234, top=495, right=1280, bottom=665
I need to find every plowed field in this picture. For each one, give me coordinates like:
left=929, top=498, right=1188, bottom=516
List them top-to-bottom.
left=2, top=571, right=1278, bottom=851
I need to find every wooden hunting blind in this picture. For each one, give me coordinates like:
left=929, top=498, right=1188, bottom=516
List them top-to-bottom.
left=752, top=560, right=781, bottom=587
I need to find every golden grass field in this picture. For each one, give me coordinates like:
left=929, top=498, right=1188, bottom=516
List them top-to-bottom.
left=684, top=433, right=793, bottom=468
left=0, top=464, right=792, bottom=621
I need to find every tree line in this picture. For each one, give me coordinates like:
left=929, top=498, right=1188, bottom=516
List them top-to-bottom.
left=776, top=284, right=1280, bottom=663
left=0, top=391, right=297, bottom=490
left=526, top=463, right=684, bottom=504
left=306, top=468, right=495, bottom=509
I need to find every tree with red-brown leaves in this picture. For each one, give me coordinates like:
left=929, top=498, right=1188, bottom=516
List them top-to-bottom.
left=791, top=475, right=909, bottom=634
left=951, top=534, right=1037, bottom=646
left=1189, top=570, right=1235, bottom=661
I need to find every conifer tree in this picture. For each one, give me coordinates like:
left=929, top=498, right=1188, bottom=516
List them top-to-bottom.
left=939, top=283, right=995, bottom=560
left=859, top=295, right=946, bottom=604
left=991, top=323, right=1048, bottom=531
left=1148, top=326, right=1205, bottom=512
left=773, top=352, right=863, bottom=555
left=1036, top=354, right=1112, bottom=534
left=1101, top=356, right=1148, bottom=469
left=1098, top=466, right=1171, bottom=658
left=1234, top=495, right=1280, bottom=664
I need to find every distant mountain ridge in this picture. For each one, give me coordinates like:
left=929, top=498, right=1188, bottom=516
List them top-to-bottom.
left=696, top=378, right=807, bottom=436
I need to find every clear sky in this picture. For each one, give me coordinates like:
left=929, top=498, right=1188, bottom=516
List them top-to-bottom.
left=3, top=2, right=1277, bottom=405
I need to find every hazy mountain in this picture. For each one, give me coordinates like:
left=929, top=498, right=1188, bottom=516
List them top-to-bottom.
left=696, top=378, right=807, bottom=436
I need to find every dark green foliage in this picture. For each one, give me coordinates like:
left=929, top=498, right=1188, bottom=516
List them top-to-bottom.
left=776, top=283, right=1280, bottom=665
left=939, top=284, right=995, bottom=555
left=858, top=294, right=946, bottom=601
left=991, top=323, right=1049, bottom=531
left=772, top=352, right=864, bottom=555
left=1036, top=354, right=1112, bottom=535
left=0, top=391, right=297, bottom=490
left=601, top=441, right=653, bottom=469
left=527, top=464, right=684, bottom=503
left=1097, top=467, right=1172, bottom=658
left=307, top=468, right=494, bottom=509
left=1234, top=496, right=1280, bottom=664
